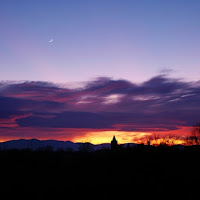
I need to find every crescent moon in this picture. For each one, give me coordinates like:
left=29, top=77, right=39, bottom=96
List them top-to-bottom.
left=49, top=38, right=53, bottom=43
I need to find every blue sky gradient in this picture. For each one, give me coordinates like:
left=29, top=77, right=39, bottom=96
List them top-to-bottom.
left=0, top=0, right=200, bottom=83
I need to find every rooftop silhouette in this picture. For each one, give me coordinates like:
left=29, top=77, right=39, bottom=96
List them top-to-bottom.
left=111, top=135, right=118, bottom=151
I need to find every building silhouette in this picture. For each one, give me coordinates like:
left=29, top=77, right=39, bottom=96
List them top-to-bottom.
left=111, top=135, right=118, bottom=150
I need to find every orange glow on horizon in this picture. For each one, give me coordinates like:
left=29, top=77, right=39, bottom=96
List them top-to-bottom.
left=0, top=125, right=192, bottom=145
left=72, top=126, right=191, bottom=145
left=73, top=131, right=151, bottom=144
left=146, top=138, right=186, bottom=146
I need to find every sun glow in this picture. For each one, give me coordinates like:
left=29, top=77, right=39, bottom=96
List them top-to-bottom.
left=72, top=126, right=191, bottom=145
left=73, top=131, right=151, bottom=144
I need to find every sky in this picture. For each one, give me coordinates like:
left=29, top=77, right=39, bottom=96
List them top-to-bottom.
left=0, top=0, right=200, bottom=144
left=1, top=0, right=200, bottom=83
left=0, top=76, right=199, bottom=144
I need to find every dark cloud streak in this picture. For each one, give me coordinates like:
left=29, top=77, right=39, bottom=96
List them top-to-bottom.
left=0, top=75, right=200, bottom=137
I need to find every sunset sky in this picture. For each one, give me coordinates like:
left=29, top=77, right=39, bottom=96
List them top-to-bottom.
left=0, top=0, right=200, bottom=144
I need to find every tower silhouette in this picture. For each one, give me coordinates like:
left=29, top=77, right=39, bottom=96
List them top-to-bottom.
left=111, top=135, right=118, bottom=150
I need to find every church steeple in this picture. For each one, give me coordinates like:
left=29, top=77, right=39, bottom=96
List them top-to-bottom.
left=111, top=135, right=118, bottom=150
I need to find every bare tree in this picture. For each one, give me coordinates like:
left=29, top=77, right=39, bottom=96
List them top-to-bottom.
left=187, top=122, right=200, bottom=145
left=145, top=133, right=160, bottom=146
left=145, top=134, right=181, bottom=146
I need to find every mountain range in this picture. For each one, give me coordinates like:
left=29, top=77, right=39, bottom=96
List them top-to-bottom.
left=0, top=139, right=138, bottom=152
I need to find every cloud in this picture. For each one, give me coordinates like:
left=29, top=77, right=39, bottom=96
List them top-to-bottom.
left=0, top=75, right=200, bottom=142
left=17, top=111, right=111, bottom=129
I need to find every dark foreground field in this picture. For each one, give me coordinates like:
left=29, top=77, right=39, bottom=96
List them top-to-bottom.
left=0, top=146, right=200, bottom=199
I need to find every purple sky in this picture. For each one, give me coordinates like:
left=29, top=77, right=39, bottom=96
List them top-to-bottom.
left=0, top=0, right=200, bottom=83
left=0, top=1, right=200, bottom=143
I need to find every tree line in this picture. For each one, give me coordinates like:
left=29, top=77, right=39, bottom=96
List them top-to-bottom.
left=144, top=122, right=200, bottom=146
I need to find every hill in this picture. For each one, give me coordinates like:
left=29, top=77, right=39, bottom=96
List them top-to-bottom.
left=0, top=139, right=113, bottom=151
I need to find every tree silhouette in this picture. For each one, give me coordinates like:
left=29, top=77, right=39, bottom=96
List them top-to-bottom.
left=189, top=122, right=200, bottom=145
left=78, top=142, right=94, bottom=152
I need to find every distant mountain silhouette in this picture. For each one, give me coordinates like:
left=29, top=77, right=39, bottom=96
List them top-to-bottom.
left=0, top=139, right=140, bottom=151
left=0, top=139, right=110, bottom=151
left=0, top=139, right=187, bottom=151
